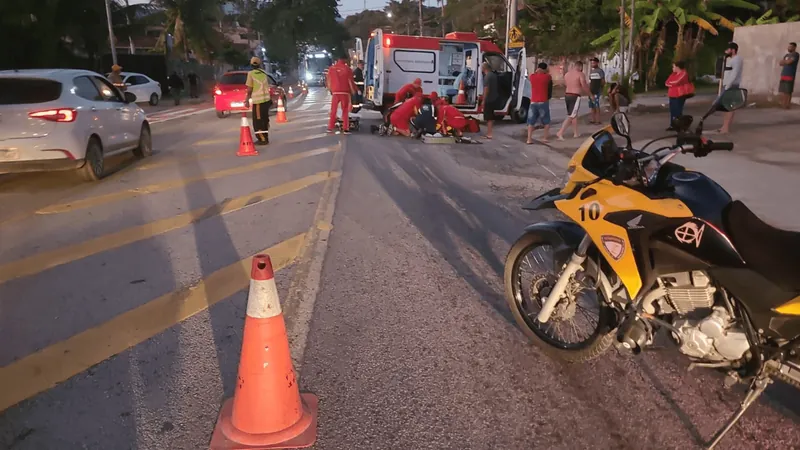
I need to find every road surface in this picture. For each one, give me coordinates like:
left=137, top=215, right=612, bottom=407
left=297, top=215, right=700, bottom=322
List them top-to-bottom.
left=1, top=88, right=798, bottom=450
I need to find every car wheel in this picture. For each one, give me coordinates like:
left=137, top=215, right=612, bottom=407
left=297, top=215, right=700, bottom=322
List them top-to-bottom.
left=149, top=93, right=159, bottom=106
left=216, top=111, right=227, bottom=119
left=133, top=124, right=152, bottom=159
left=79, top=138, right=104, bottom=182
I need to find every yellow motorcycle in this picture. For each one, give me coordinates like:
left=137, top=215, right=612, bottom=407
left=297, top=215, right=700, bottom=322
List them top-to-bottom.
left=503, top=88, right=800, bottom=449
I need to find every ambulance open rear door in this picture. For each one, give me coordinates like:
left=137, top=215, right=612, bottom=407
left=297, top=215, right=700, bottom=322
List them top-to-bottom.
left=368, top=28, right=385, bottom=108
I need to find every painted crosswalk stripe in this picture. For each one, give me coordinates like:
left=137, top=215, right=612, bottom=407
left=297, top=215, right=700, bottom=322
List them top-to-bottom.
left=36, top=146, right=337, bottom=215
left=0, top=172, right=335, bottom=284
left=0, top=233, right=305, bottom=412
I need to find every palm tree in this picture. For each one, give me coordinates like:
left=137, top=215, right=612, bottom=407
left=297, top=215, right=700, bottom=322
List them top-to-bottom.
left=153, top=0, right=223, bottom=63
left=735, top=9, right=799, bottom=26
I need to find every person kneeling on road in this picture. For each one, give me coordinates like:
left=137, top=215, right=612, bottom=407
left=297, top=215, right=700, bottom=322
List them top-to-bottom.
left=244, top=57, right=273, bottom=145
left=394, top=78, right=423, bottom=105
left=411, top=92, right=439, bottom=137
left=390, top=93, right=423, bottom=137
left=435, top=97, right=468, bottom=137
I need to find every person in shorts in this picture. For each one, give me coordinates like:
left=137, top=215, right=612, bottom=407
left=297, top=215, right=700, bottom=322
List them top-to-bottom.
left=717, top=42, right=743, bottom=134
left=779, top=42, right=799, bottom=109
left=588, top=57, right=605, bottom=124
left=557, top=61, right=591, bottom=140
left=481, top=62, right=499, bottom=139
left=526, top=62, right=553, bottom=143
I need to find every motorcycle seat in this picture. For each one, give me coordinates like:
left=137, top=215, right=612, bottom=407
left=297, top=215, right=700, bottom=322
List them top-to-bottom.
left=723, top=200, right=800, bottom=291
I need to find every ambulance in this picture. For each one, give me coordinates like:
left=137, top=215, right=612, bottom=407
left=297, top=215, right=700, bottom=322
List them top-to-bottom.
left=363, top=29, right=530, bottom=123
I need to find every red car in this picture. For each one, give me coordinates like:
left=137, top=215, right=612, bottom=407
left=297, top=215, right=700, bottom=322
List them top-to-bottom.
left=213, top=71, right=286, bottom=119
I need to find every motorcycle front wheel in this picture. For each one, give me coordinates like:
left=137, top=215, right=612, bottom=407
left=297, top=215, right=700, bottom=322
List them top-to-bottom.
left=504, top=230, right=616, bottom=363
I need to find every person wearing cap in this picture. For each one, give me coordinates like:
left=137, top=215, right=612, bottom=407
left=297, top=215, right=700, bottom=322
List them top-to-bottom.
left=718, top=42, right=743, bottom=134
left=244, top=56, right=272, bottom=145
left=326, top=57, right=357, bottom=134
left=588, top=57, right=605, bottom=125
left=109, top=64, right=126, bottom=92
left=394, top=78, right=423, bottom=105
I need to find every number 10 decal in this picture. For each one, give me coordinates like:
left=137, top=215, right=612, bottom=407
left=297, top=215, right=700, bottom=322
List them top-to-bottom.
left=578, top=202, right=601, bottom=221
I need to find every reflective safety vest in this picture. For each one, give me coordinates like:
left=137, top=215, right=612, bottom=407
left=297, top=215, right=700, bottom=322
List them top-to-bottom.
left=246, top=69, right=271, bottom=104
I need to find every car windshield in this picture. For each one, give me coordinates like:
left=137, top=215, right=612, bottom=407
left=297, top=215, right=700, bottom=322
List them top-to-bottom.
left=220, top=73, right=248, bottom=85
left=0, top=78, right=62, bottom=105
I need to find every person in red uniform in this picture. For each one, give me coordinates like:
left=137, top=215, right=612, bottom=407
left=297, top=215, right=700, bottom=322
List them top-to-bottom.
left=326, top=57, right=357, bottom=133
left=394, top=78, right=423, bottom=105
left=390, top=92, right=423, bottom=136
left=436, top=98, right=468, bottom=137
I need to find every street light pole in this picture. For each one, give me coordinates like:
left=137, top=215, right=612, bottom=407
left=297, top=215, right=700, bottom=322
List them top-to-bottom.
left=105, top=0, right=118, bottom=66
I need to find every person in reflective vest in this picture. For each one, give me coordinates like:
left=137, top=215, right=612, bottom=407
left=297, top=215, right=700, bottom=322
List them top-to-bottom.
left=244, top=56, right=272, bottom=145
left=326, top=57, right=357, bottom=133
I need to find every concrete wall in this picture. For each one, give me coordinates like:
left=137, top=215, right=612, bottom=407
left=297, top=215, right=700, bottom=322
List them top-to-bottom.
left=733, top=22, right=800, bottom=97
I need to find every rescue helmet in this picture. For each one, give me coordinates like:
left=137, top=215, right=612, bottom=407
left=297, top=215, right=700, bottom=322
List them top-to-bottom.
left=250, top=56, right=262, bottom=66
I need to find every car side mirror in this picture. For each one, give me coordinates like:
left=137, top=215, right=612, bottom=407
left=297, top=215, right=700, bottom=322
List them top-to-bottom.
left=124, top=92, right=137, bottom=103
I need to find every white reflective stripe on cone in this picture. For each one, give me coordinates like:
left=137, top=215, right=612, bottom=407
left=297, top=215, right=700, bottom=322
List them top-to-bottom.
left=241, top=116, right=250, bottom=127
left=246, top=278, right=282, bottom=319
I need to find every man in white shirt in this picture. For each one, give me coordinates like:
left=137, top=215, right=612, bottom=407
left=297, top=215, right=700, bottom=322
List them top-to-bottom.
left=718, top=42, right=742, bottom=134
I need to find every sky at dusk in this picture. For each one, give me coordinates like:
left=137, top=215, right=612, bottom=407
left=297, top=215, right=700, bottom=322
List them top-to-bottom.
left=128, top=0, right=439, bottom=18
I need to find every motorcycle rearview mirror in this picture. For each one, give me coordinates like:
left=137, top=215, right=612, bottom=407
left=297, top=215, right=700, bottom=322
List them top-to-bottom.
left=696, top=88, right=748, bottom=134
left=610, top=112, right=633, bottom=148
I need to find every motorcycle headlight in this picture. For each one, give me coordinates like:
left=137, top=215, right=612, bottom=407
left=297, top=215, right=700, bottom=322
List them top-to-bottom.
left=561, top=165, right=576, bottom=186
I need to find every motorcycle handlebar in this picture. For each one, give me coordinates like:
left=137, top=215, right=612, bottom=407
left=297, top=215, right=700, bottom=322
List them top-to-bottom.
left=706, top=141, right=734, bottom=151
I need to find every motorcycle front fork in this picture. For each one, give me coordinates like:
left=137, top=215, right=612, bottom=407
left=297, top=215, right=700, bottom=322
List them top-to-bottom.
left=537, top=234, right=592, bottom=323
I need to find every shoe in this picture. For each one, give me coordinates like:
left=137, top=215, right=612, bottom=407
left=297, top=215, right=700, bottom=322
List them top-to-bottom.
left=343, top=130, right=351, bottom=135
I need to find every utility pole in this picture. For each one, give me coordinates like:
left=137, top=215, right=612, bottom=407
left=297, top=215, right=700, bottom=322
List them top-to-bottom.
left=105, top=0, right=118, bottom=66
left=124, top=0, right=135, bottom=54
left=418, top=0, right=424, bottom=36
left=440, top=0, right=446, bottom=37
left=505, top=0, right=519, bottom=67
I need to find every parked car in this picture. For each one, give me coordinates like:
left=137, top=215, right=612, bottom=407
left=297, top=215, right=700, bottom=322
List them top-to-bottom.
left=0, top=69, right=151, bottom=181
left=105, top=71, right=162, bottom=106
left=213, top=71, right=286, bottom=119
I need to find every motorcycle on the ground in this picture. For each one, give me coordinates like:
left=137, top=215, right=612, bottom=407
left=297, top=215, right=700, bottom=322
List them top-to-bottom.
left=504, top=88, right=800, bottom=449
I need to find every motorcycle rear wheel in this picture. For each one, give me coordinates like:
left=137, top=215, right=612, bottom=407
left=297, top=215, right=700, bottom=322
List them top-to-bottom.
left=504, top=231, right=616, bottom=363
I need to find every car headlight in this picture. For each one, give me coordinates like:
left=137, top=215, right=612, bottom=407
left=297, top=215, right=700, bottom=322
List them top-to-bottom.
left=305, top=73, right=313, bottom=81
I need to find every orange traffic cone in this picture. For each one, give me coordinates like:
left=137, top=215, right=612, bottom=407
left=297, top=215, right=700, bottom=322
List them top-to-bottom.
left=455, top=79, right=467, bottom=105
left=301, top=84, right=308, bottom=95
left=288, top=86, right=294, bottom=99
left=276, top=97, right=288, bottom=123
left=237, top=113, right=258, bottom=157
left=209, top=255, right=318, bottom=449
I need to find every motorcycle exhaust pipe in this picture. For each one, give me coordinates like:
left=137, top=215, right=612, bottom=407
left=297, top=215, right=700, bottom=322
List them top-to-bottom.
left=778, top=361, right=800, bottom=387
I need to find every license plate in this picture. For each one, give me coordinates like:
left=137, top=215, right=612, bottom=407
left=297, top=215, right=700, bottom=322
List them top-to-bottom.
left=231, top=102, right=245, bottom=108
left=0, top=149, right=19, bottom=161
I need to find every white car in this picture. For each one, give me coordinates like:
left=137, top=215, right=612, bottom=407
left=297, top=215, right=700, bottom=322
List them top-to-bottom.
left=0, top=69, right=152, bottom=181
left=109, top=71, right=162, bottom=106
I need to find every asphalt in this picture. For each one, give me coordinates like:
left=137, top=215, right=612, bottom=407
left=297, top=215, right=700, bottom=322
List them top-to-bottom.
left=1, top=88, right=799, bottom=450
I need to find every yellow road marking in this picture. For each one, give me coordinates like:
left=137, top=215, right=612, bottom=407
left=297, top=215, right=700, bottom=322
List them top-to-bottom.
left=139, top=133, right=330, bottom=171
left=37, top=146, right=337, bottom=215
left=0, top=172, right=334, bottom=284
left=0, top=233, right=305, bottom=412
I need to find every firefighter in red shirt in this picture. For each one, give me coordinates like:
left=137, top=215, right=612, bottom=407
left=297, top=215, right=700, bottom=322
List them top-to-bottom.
left=326, top=58, right=357, bottom=133
left=394, top=78, right=423, bottom=105
left=390, top=92, right=423, bottom=136
left=435, top=97, right=468, bottom=137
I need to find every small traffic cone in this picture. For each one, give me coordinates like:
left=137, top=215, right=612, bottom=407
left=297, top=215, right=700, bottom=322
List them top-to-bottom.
left=455, top=79, right=467, bottom=105
left=301, top=84, right=308, bottom=94
left=288, top=86, right=294, bottom=99
left=276, top=97, right=288, bottom=123
left=237, top=113, right=258, bottom=157
left=209, top=255, right=318, bottom=449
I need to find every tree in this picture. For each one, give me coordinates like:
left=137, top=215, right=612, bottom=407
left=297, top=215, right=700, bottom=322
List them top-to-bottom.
left=152, top=0, right=225, bottom=63
left=734, top=8, right=799, bottom=25
left=343, top=10, right=391, bottom=44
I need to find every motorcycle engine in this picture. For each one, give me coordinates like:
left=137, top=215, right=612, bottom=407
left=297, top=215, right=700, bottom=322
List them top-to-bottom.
left=656, top=272, right=751, bottom=362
